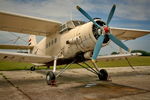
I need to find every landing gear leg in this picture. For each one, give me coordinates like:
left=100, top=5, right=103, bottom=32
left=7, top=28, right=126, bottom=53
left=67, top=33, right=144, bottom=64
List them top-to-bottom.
left=46, top=57, right=57, bottom=86
left=46, top=59, right=76, bottom=85
left=91, top=60, right=109, bottom=81
left=77, top=61, right=109, bottom=81
left=47, top=66, right=50, bottom=69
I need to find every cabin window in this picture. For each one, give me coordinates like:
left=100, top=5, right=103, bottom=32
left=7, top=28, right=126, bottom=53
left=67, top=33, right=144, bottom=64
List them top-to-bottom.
left=59, top=21, right=85, bottom=34
left=46, top=38, right=57, bottom=48
left=55, top=38, right=57, bottom=43
left=52, top=40, right=54, bottom=45
left=49, top=42, right=50, bottom=47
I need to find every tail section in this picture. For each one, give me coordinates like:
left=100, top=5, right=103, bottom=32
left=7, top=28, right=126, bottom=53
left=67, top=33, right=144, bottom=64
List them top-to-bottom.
left=28, top=35, right=37, bottom=46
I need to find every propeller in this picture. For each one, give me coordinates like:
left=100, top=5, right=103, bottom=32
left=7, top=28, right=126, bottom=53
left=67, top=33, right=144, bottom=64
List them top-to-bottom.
left=106, top=4, right=116, bottom=26
left=76, top=5, right=130, bottom=60
left=76, top=6, right=101, bottom=29
left=92, top=34, right=105, bottom=60
left=108, top=34, right=129, bottom=51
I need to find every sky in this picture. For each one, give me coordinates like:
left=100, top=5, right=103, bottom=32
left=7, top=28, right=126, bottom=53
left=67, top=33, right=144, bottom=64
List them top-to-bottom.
left=0, top=0, right=150, bottom=55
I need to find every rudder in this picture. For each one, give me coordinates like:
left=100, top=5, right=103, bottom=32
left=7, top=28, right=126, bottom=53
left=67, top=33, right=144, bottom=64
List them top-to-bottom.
left=28, top=35, right=37, bottom=46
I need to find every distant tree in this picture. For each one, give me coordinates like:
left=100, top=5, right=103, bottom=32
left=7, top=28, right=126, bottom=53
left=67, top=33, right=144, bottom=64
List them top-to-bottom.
left=131, top=50, right=150, bottom=56
left=111, top=52, right=119, bottom=55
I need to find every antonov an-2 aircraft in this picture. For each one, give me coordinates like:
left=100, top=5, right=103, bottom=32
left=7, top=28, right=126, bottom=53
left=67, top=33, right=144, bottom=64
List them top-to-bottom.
left=0, top=5, right=150, bottom=85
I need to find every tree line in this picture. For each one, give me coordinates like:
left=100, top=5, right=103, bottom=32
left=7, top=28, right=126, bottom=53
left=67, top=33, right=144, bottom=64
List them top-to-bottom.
left=111, top=50, right=150, bottom=56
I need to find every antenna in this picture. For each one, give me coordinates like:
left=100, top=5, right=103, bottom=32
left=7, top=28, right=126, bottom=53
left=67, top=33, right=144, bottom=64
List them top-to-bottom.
left=69, top=0, right=75, bottom=21
left=71, top=8, right=73, bottom=21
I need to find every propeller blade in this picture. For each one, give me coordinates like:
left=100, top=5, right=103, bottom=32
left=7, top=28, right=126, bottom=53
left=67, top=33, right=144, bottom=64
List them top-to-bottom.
left=107, top=4, right=116, bottom=25
left=76, top=6, right=101, bottom=29
left=108, top=33, right=130, bottom=51
left=92, top=35, right=105, bottom=60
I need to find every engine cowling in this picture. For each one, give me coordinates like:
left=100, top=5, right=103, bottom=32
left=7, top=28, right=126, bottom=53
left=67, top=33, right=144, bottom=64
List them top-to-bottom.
left=92, top=18, right=110, bottom=46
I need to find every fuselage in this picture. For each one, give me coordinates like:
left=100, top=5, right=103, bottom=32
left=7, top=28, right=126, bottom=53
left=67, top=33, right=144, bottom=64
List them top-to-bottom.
left=32, top=19, right=110, bottom=65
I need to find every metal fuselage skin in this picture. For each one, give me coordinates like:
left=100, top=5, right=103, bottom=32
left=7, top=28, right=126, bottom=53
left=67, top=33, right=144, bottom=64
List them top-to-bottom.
left=31, top=20, right=108, bottom=65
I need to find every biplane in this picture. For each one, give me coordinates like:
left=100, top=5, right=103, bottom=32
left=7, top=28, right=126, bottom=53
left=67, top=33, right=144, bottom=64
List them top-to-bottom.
left=0, top=5, right=149, bottom=85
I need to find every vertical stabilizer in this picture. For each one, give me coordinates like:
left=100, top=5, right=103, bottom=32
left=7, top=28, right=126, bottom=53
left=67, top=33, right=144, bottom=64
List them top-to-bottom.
left=28, top=35, right=37, bottom=46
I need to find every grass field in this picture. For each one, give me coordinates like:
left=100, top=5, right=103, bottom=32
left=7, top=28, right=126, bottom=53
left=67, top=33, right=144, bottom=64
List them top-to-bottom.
left=0, top=56, right=149, bottom=71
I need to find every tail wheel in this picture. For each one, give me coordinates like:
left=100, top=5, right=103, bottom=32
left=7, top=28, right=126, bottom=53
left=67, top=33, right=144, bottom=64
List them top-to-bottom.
left=30, top=66, right=35, bottom=71
left=98, top=69, right=108, bottom=80
left=46, top=71, right=56, bottom=85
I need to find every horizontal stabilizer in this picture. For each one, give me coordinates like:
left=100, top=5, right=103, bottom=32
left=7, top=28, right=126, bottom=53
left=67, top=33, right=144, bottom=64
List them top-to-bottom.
left=0, top=44, right=34, bottom=50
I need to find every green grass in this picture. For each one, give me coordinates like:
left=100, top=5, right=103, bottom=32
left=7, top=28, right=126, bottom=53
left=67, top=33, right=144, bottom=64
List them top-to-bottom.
left=0, top=56, right=150, bottom=71
left=66, top=56, right=150, bottom=68
left=96, top=56, right=150, bottom=67
left=0, top=61, right=33, bottom=71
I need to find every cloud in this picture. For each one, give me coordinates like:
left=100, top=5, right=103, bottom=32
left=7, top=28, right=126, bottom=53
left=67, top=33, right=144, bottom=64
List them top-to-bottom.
left=0, top=0, right=150, bottom=22
left=0, top=0, right=77, bottom=22
left=74, top=0, right=150, bottom=21
left=115, top=0, right=150, bottom=21
left=125, top=34, right=150, bottom=52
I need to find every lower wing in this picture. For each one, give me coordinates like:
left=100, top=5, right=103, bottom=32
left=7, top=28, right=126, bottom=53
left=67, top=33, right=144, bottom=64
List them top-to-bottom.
left=0, top=44, right=33, bottom=50
left=0, top=51, right=53, bottom=64
left=96, top=53, right=141, bottom=61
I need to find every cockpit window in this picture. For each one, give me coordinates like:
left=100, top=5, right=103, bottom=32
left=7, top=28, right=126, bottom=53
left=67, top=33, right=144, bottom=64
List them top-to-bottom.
left=59, top=20, right=85, bottom=33
left=66, top=21, right=75, bottom=29
left=73, top=21, right=85, bottom=26
left=59, top=22, right=73, bottom=33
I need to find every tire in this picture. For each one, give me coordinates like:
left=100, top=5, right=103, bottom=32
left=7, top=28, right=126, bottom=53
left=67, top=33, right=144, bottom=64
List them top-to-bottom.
left=30, top=66, right=35, bottom=71
left=98, top=69, right=108, bottom=80
left=46, top=71, right=56, bottom=85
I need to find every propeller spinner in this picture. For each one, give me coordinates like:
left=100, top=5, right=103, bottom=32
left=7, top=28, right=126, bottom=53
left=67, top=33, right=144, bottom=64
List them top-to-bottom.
left=76, top=4, right=130, bottom=60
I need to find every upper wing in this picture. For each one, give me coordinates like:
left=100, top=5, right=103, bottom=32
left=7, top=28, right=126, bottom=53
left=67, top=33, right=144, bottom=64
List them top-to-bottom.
left=0, top=11, right=62, bottom=36
left=111, top=27, right=150, bottom=40
left=0, top=44, right=33, bottom=50
left=0, top=51, right=53, bottom=64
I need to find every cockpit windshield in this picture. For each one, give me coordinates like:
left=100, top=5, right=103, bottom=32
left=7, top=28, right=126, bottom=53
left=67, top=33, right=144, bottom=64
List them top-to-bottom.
left=59, top=20, right=85, bottom=33
left=72, top=21, right=85, bottom=26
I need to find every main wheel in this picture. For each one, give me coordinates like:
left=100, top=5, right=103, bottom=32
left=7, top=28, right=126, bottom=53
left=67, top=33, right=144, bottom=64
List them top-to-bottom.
left=30, top=66, right=35, bottom=71
left=98, top=69, right=108, bottom=80
left=46, top=71, right=56, bottom=85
